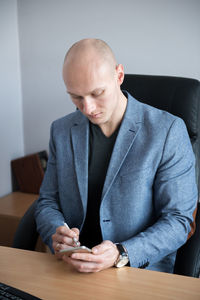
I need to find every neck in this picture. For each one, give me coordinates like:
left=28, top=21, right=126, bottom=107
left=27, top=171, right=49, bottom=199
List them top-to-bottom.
left=99, top=91, right=127, bottom=137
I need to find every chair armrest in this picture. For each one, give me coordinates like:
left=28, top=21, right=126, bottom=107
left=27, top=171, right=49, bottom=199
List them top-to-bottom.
left=174, top=202, right=200, bottom=277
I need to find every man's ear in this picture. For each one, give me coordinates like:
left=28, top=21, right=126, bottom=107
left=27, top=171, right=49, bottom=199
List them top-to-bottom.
left=116, top=64, right=125, bottom=86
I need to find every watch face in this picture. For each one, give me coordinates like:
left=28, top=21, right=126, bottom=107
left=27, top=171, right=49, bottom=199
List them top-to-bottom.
left=116, top=255, right=129, bottom=268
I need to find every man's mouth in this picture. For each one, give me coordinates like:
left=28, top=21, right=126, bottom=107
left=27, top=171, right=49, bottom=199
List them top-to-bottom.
left=89, top=112, right=102, bottom=119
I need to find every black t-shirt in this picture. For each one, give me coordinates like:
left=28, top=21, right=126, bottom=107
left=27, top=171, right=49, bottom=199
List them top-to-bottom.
left=79, top=122, right=119, bottom=248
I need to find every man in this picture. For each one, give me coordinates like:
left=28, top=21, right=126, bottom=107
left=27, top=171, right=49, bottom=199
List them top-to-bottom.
left=35, top=38, right=198, bottom=273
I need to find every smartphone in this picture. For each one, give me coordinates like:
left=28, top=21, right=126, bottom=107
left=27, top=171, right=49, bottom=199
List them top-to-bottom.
left=59, top=246, right=92, bottom=256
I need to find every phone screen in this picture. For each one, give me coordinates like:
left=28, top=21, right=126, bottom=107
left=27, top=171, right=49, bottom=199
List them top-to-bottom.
left=59, top=246, right=92, bottom=256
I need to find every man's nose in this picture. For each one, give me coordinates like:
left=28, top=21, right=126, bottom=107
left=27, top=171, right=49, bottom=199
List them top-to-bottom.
left=82, top=97, right=96, bottom=115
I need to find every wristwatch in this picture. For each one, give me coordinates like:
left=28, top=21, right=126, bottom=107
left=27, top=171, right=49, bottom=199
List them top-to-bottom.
left=114, top=243, right=129, bottom=268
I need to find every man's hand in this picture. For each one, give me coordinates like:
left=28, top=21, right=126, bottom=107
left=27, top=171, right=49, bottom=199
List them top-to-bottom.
left=52, top=225, right=80, bottom=259
left=62, top=240, right=119, bottom=273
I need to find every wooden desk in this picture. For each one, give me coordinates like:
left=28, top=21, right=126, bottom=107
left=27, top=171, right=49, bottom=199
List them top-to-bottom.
left=0, top=192, right=45, bottom=251
left=0, top=246, right=199, bottom=300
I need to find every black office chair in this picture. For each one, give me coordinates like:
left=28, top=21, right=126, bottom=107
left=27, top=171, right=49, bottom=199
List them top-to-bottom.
left=13, top=74, right=200, bottom=277
left=122, top=74, right=200, bottom=277
left=13, top=200, right=39, bottom=251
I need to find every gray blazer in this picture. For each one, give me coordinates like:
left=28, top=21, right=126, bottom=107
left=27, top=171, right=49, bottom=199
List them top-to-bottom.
left=35, top=92, right=198, bottom=273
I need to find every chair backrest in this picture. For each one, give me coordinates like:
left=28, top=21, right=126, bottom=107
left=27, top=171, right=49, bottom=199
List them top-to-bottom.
left=121, top=74, right=200, bottom=195
left=122, top=74, right=200, bottom=277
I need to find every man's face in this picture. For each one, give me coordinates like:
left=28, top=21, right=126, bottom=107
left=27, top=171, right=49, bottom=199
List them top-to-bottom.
left=63, top=58, right=124, bottom=127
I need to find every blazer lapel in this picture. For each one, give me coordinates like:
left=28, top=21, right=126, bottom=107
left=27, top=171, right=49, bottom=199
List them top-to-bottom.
left=70, top=93, right=141, bottom=208
left=101, top=96, right=142, bottom=201
left=71, top=116, right=89, bottom=214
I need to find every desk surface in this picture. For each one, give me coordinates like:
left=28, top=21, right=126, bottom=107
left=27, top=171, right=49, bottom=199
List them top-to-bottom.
left=0, top=246, right=200, bottom=300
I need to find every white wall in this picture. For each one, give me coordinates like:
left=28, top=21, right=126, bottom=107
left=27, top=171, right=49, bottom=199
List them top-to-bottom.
left=0, top=0, right=24, bottom=197
left=17, top=0, right=200, bottom=155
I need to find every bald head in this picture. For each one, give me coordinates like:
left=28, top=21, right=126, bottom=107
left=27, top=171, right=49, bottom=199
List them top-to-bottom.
left=63, top=38, right=117, bottom=71
left=62, top=39, right=126, bottom=134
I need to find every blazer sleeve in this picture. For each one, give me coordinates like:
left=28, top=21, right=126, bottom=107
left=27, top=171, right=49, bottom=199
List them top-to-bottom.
left=123, top=117, right=198, bottom=269
left=35, top=122, right=65, bottom=252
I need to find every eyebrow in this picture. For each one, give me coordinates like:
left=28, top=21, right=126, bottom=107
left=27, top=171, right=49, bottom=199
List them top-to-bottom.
left=67, top=87, right=105, bottom=98
left=67, top=91, right=81, bottom=97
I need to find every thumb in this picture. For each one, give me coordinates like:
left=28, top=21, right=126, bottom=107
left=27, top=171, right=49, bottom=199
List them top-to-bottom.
left=71, top=227, right=80, bottom=238
left=92, top=240, right=113, bottom=254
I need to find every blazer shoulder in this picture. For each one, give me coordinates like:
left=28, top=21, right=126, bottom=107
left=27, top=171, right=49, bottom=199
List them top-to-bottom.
left=127, top=92, right=181, bottom=128
left=51, top=110, right=85, bottom=131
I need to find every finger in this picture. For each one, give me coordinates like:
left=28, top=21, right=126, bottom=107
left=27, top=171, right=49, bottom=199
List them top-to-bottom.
left=52, top=226, right=80, bottom=253
left=58, top=226, right=79, bottom=240
left=58, top=226, right=80, bottom=246
left=71, top=228, right=80, bottom=236
left=71, top=228, right=80, bottom=246
left=71, top=228, right=80, bottom=242
left=54, top=229, right=79, bottom=245
left=52, top=232, right=63, bottom=243
left=53, top=232, right=74, bottom=246
left=52, top=233, right=62, bottom=252
left=52, top=235, right=75, bottom=254
left=53, top=238, right=76, bottom=253
left=92, top=240, right=114, bottom=254
left=53, top=241, right=71, bottom=252
left=62, top=241, right=119, bottom=272
left=55, top=244, right=74, bottom=259
left=55, top=250, right=65, bottom=260
left=71, top=252, right=103, bottom=263
left=63, top=255, right=101, bottom=273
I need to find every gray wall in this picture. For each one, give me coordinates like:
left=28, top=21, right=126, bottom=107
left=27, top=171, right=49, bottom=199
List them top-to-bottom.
left=0, top=0, right=200, bottom=196
left=0, top=0, right=24, bottom=196
left=17, top=0, right=200, bottom=155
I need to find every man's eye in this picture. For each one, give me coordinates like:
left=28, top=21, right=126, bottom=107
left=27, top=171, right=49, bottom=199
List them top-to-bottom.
left=93, top=90, right=104, bottom=97
left=72, top=95, right=82, bottom=100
